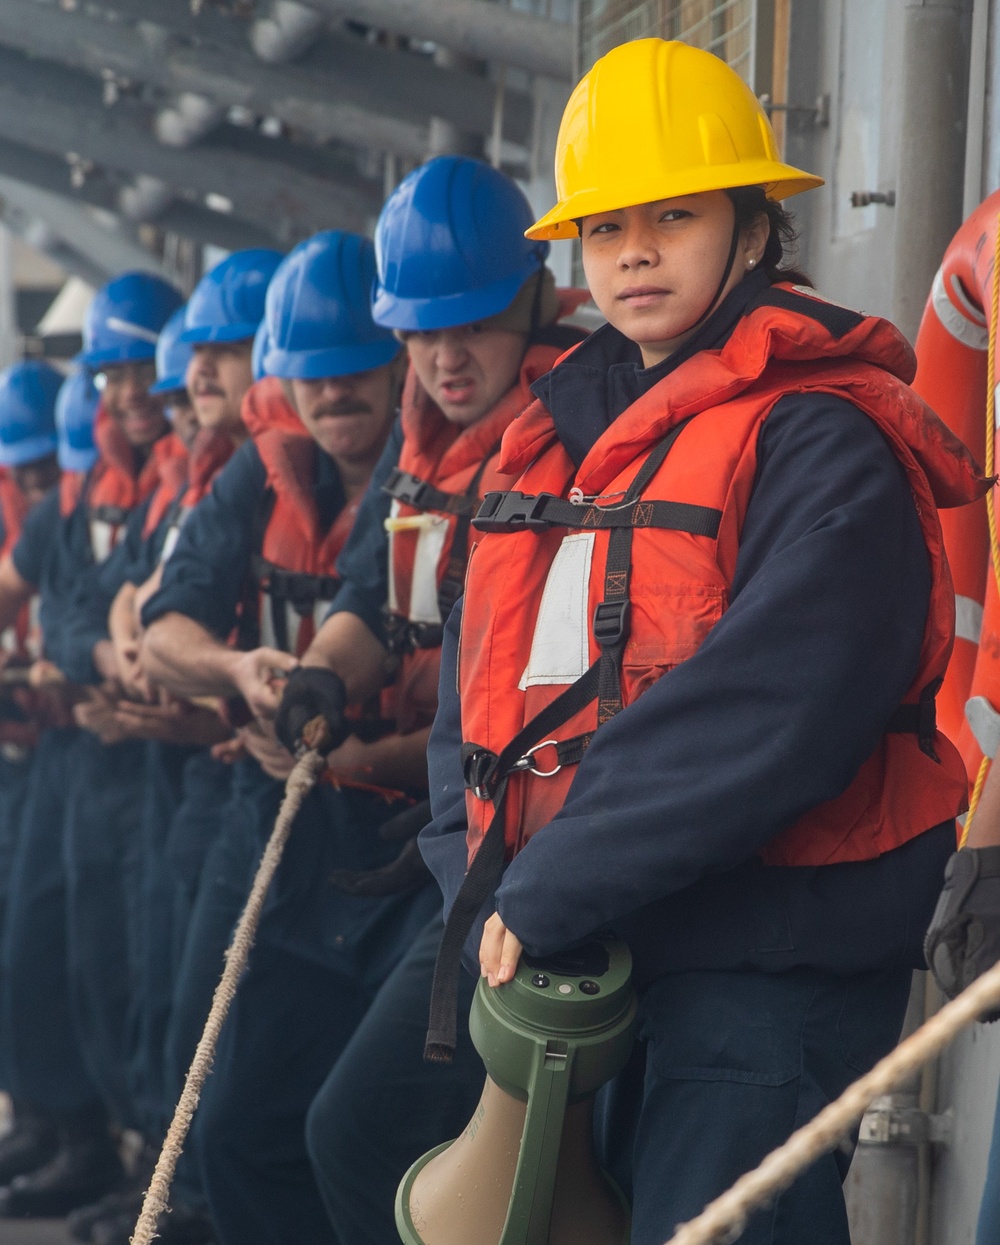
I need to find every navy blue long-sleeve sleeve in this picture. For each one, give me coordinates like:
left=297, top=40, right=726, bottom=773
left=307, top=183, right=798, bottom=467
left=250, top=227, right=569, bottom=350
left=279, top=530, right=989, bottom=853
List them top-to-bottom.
left=421, top=393, right=951, bottom=977
left=325, top=415, right=404, bottom=643
left=141, top=441, right=266, bottom=639
left=12, top=488, right=93, bottom=670
left=59, top=497, right=156, bottom=684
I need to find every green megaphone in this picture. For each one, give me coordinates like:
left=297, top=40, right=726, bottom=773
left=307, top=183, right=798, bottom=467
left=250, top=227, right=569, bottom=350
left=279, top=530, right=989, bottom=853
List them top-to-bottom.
left=396, top=934, right=637, bottom=1245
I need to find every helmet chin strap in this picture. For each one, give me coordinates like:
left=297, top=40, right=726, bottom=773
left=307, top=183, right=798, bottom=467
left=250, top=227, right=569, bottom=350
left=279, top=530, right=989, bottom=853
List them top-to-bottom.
left=680, top=214, right=743, bottom=338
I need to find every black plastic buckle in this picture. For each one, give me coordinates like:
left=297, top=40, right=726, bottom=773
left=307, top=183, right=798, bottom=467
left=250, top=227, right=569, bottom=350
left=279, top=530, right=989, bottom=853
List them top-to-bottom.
left=383, top=468, right=429, bottom=509
left=473, top=491, right=557, bottom=533
left=593, top=599, right=630, bottom=648
left=408, top=622, right=444, bottom=650
left=463, top=748, right=499, bottom=801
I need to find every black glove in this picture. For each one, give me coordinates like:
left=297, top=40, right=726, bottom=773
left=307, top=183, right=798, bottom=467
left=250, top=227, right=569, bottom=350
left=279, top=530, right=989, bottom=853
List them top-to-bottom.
left=274, top=667, right=349, bottom=756
left=328, top=800, right=432, bottom=897
left=925, top=846, right=1000, bottom=1019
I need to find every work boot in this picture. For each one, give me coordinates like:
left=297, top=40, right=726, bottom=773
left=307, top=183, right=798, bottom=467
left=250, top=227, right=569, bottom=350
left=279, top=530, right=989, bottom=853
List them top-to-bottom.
left=0, top=1101, right=58, bottom=1186
left=0, top=1103, right=122, bottom=1218
left=65, top=1141, right=156, bottom=1241
left=67, top=1187, right=141, bottom=1243
left=91, top=1201, right=216, bottom=1245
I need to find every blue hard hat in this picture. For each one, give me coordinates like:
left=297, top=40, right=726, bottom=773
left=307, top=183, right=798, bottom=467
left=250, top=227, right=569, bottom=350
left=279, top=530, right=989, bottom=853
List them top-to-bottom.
left=372, top=156, right=549, bottom=331
left=263, top=231, right=400, bottom=379
left=180, top=248, right=285, bottom=345
left=80, top=272, right=184, bottom=370
left=149, top=306, right=194, bottom=396
left=252, top=321, right=271, bottom=383
left=0, top=362, right=62, bottom=467
left=55, top=368, right=100, bottom=473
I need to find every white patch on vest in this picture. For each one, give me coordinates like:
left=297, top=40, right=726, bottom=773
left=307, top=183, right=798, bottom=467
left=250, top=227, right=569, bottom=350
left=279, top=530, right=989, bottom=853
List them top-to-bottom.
left=932, top=268, right=988, bottom=351
left=159, top=507, right=191, bottom=566
left=406, top=512, right=449, bottom=625
left=89, top=519, right=116, bottom=565
left=160, top=524, right=182, bottom=565
left=518, top=532, right=595, bottom=690
left=956, top=594, right=984, bottom=645
left=259, top=595, right=298, bottom=656
left=26, top=596, right=41, bottom=659
left=258, top=596, right=328, bottom=658
left=313, top=598, right=329, bottom=636
left=966, top=695, right=1000, bottom=758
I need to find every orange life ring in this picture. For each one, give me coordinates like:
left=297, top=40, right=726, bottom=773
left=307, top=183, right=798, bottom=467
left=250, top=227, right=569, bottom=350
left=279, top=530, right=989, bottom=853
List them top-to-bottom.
left=913, top=190, right=999, bottom=788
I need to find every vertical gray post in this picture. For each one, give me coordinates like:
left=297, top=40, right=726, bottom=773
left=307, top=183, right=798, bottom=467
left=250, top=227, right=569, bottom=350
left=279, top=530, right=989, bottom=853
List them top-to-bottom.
left=890, top=0, right=972, bottom=342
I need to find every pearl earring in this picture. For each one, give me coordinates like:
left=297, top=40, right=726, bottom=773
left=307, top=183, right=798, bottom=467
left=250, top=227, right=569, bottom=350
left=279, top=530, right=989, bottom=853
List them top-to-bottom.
left=747, top=258, right=756, bottom=268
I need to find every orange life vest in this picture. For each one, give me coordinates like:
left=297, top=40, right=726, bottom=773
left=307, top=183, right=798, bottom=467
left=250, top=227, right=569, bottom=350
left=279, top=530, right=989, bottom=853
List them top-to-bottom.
left=459, top=285, right=987, bottom=873
left=382, top=317, right=588, bottom=735
left=241, top=377, right=357, bottom=658
left=64, top=406, right=184, bottom=563
left=147, top=428, right=240, bottom=565
left=142, top=433, right=191, bottom=538
left=0, top=471, right=34, bottom=659
left=0, top=473, right=42, bottom=749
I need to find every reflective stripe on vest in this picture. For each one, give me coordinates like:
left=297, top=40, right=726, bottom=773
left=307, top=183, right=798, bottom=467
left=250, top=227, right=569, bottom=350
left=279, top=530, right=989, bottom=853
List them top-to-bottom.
left=159, top=506, right=191, bottom=566
left=89, top=518, right=118, bottom=564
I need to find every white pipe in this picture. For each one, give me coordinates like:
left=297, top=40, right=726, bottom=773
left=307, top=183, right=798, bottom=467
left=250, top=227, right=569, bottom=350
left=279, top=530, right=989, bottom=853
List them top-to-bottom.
left=251, top=1, right=326, bottom=64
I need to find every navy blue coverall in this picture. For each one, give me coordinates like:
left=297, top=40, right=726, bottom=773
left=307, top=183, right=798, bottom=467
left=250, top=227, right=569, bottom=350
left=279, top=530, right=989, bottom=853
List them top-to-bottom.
left=420, top=271, right=955, bottom=1245
left=302, top=417, right=484, bottom=1245
left=141, top=437, right=439, bottom=1244
left=2, top=488, right=104, bottom=1119
left=59, top=488, right=219, bottom=1146
left=0, top=503, right=40, bottom=1091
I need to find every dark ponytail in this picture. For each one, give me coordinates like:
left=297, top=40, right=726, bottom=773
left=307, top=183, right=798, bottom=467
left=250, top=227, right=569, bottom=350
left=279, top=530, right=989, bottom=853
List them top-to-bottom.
left=726, top=186, right=812, bottom=288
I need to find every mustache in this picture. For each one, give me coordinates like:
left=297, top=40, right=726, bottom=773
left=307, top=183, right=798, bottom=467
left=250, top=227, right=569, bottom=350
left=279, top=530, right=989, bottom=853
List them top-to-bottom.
left=193, top=384, right=225, bottom=397
left=313, top=400, right=373, bottom=418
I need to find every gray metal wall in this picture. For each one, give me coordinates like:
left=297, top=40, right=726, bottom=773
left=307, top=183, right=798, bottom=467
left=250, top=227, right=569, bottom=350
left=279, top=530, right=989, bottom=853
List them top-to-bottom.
left=784, top=0, right=905, bottom=322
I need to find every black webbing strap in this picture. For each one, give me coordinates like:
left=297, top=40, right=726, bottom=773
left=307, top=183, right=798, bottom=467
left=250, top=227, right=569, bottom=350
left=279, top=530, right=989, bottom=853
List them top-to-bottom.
left=425, top=417, right=698, bottom=1061
left=593, top=418, right=696, bottom=722
left=437, top=455, right=494, bottom=620
left=382, top=468, right=481, bottom=518
left=474, top=491, right=722, bottom=537
left=89, top=503, right=131, bottom=527
left=253, top=557, right=340, bottom=654
left=425, top=663, right=602, bottom=1061
left=886, top=679, right=941, bottom=761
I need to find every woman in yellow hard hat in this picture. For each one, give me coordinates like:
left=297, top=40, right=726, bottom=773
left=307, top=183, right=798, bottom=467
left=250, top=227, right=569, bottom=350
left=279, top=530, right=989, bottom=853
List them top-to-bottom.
left=419, top=38, right=987, bottom=1243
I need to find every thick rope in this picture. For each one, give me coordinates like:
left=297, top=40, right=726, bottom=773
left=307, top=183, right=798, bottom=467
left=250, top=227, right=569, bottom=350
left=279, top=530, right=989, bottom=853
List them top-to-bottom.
left=130, top=745, right=326, bottom=1245
left=664, top=956, right=1000, bottom=1245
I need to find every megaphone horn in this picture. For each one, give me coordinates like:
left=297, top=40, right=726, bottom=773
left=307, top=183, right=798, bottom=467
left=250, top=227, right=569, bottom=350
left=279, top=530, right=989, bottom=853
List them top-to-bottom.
left=397, top=935, right=637, bottom=1245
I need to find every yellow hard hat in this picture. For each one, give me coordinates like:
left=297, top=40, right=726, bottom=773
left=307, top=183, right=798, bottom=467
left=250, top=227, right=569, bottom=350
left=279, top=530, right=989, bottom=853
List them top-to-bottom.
left=527, top=38, right=824, bottom=241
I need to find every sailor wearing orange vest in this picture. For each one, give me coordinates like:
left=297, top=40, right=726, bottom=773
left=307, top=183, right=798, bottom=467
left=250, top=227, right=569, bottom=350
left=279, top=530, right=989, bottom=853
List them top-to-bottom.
left=413, top=41, right=987, bottom=1245
left=273, top=156, right=588, bottom=1245
left=141, top=231, right=437, bottom=1245
left=0, top=273, right=184, bottom=1222
left=0, top=362, right=62, bottom=1079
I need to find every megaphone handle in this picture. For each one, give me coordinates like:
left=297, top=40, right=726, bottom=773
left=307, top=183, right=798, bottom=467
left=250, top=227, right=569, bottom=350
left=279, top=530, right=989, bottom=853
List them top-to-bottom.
left=499, top=1042, right=573, bottom=1245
